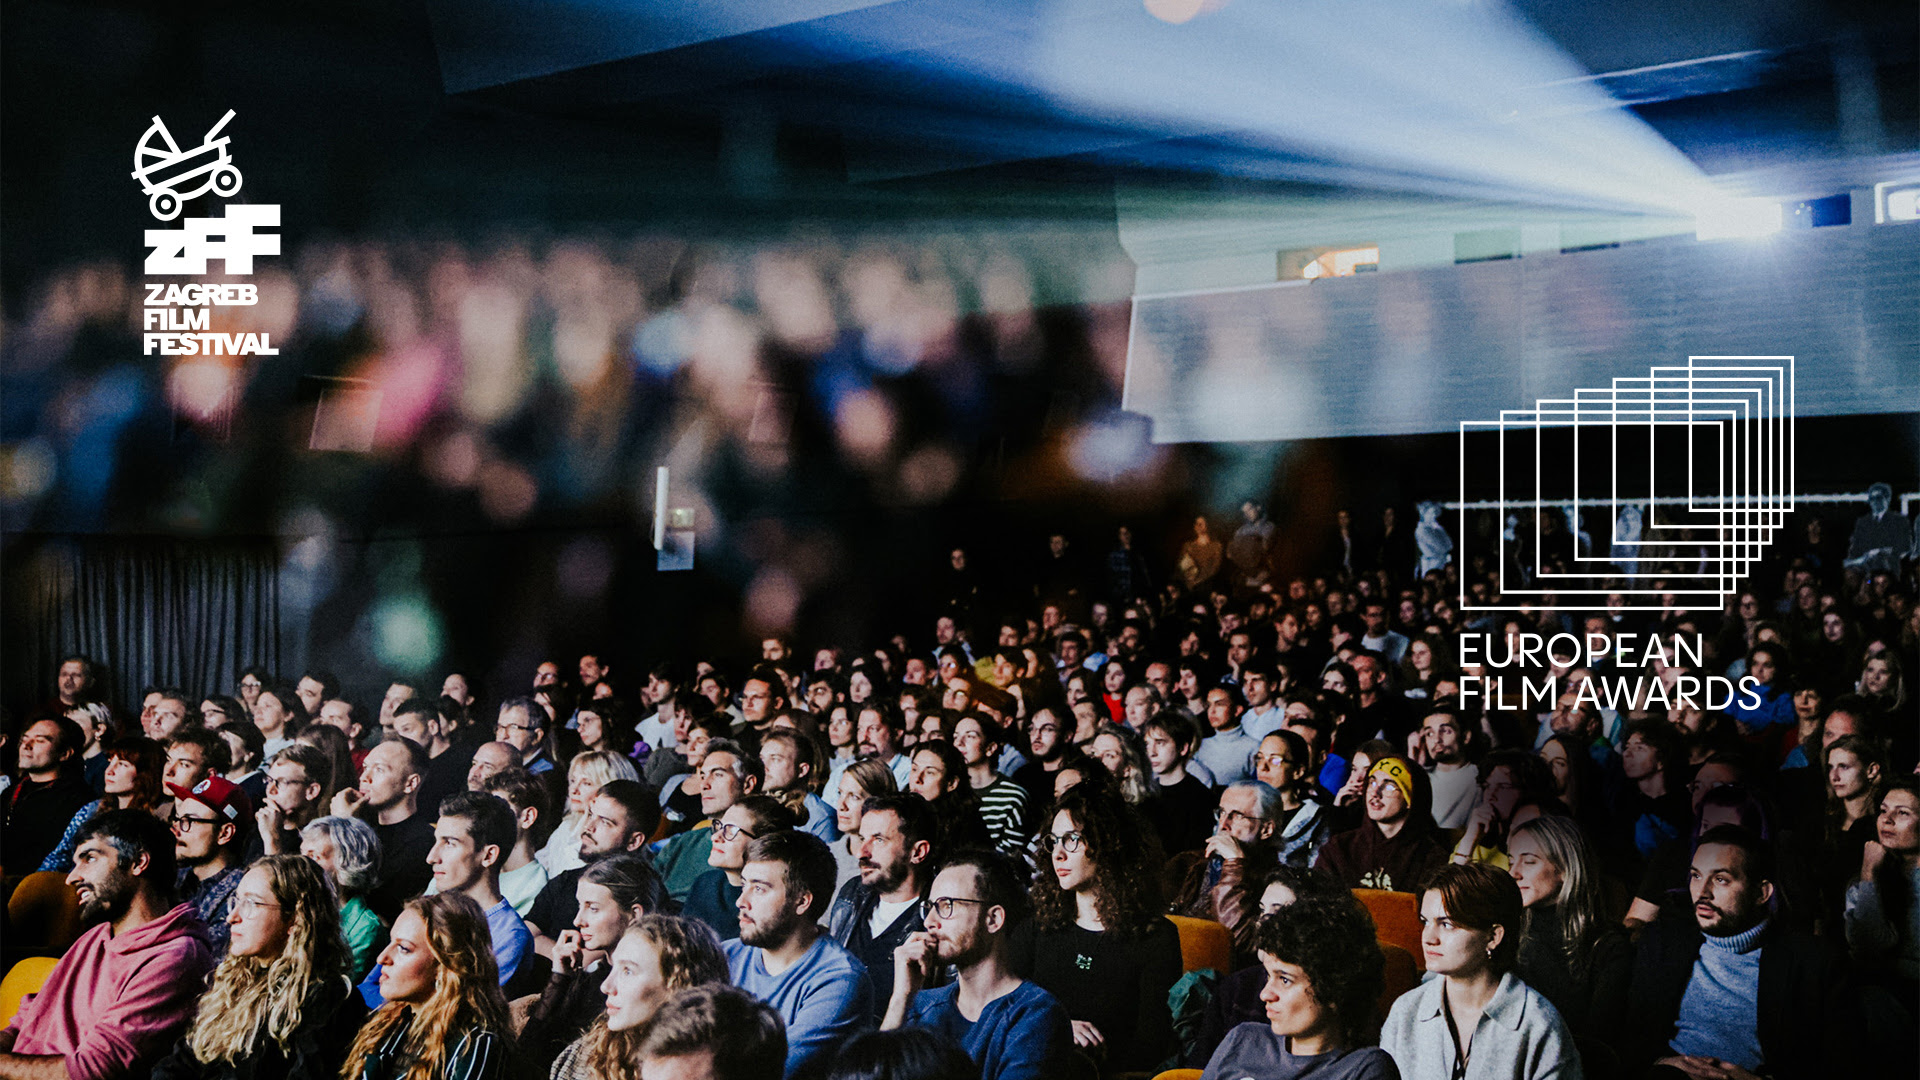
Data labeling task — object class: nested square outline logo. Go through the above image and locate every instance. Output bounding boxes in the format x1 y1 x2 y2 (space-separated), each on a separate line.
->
1456 354 1796 613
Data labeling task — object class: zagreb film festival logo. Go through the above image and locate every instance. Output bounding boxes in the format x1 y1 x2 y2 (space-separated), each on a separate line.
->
1458 356 1796 612
135 109 278 275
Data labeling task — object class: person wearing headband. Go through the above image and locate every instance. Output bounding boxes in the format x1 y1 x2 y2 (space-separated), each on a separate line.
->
1312 755 1446 893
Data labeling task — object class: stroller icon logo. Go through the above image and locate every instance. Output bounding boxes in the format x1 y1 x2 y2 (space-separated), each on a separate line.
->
132 108 243 220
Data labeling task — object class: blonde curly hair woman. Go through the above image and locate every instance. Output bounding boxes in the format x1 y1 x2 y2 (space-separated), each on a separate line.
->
152 854 365 1080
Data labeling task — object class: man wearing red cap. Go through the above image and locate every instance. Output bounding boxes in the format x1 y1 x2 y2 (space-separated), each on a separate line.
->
168 774 253 960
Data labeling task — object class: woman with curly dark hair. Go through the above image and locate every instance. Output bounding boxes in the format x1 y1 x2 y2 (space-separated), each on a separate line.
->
1009 783 1181 1075
1199 892 1394 1080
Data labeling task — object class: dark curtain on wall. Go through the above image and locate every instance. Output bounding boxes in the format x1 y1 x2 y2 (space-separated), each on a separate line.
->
2 534 281 719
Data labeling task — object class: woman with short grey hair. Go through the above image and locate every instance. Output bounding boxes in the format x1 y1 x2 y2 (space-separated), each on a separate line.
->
299 814 385 978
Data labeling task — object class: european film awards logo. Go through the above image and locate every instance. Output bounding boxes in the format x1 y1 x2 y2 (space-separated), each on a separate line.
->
1452 356 1795 713
134 108 279 358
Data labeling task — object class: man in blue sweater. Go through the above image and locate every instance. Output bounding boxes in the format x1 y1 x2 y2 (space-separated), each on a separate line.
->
1625 825 1850 1080
881 849 1073 1080
725 830 873 1080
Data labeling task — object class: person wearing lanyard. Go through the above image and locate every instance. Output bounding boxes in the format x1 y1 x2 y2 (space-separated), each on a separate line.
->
1380 863 1582 1080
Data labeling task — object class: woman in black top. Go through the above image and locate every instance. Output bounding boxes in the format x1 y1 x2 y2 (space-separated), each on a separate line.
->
342 892 513 1080
1010 783 1182 1075
1508 816 1631 1061
518 853 665 1074
154 854 367 1080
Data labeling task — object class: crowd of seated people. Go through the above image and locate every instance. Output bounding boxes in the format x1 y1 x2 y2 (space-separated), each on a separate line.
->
0 506 1915 1080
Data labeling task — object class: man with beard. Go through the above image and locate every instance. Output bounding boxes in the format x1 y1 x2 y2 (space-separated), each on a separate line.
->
168 775 253 960
881 850 1073 1080
525 779 659 955
855 702 913 789
727 830 874 1080
828 794 938 1020
0 810 215 1080
1625 826 1850 1079
1011 708 1070 811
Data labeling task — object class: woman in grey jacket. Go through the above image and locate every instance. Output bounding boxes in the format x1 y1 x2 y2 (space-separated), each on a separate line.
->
1381 864 1582 1080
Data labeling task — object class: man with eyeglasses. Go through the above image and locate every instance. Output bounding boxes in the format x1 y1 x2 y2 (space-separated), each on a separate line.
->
1312 755 1445 892
256 743 331 855
168 775 253 959
1170 780 1284 939
828 793 939 1022
495 696 555 774
881 850 1073 1080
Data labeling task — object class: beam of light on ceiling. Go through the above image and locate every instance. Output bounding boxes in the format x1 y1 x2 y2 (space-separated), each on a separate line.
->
1016 0 1735 219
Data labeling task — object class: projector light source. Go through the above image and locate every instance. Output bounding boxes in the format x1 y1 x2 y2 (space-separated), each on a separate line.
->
1875 179 1920 224
1694 198 1782 241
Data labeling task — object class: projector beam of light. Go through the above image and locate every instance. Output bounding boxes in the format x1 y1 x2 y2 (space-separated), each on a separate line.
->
1021 0 1722 218
1694 198 1784 241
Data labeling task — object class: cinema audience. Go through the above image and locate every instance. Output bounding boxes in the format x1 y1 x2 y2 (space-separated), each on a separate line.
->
7 506 1918 1080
